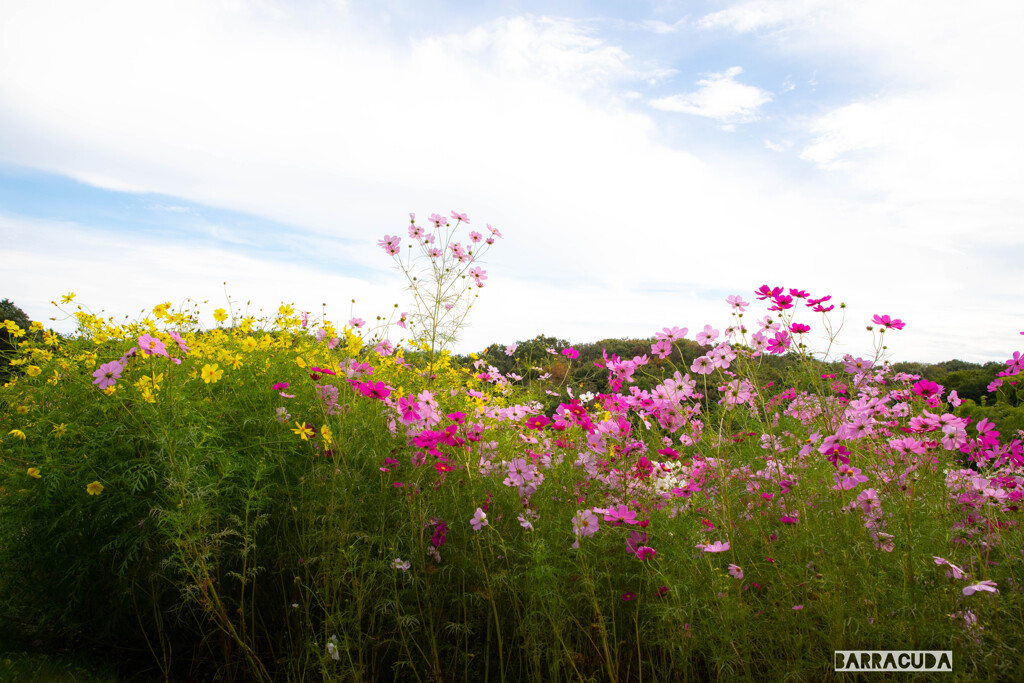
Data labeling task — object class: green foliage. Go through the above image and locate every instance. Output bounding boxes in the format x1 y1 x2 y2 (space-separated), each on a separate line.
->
3 298 1024 682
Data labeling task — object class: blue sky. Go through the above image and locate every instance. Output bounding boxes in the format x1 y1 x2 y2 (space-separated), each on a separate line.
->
1 0 1022 363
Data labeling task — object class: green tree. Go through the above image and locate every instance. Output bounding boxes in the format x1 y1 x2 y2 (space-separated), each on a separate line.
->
0 298 32 378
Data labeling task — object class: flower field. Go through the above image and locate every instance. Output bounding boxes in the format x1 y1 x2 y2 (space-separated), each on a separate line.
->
2 213 1024 682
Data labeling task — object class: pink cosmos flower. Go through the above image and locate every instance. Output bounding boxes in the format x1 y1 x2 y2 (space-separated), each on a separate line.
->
790 323 810 334
621 592 635 601
833 464 869 491
696 540 730 553
451 210 469 223
504 343 517 356
691 356 715 375
378 235 401 256
572 509 599 537
349 317 365 329
168 331 189 353
651 339 672 359
468 267 487 287
726 295 749 311
92 360 124 390
728 564 743 580
656 326 688 341
470 507 488 531
872 314 905 330
469 230 483 243
766 331 790 355
933 556 968 580
488 223 502 238
137 334 168 358
963 580 998 596
696 325 719 346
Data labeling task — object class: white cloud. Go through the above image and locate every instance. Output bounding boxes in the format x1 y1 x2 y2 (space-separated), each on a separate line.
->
0 1 1022 363
648 66 772 124
697 0 821 33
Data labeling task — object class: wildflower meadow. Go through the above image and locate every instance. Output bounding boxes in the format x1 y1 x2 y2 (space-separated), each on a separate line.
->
2 211 1024 682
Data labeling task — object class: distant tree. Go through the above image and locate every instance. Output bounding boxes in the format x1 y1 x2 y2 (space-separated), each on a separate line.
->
0 298 33 377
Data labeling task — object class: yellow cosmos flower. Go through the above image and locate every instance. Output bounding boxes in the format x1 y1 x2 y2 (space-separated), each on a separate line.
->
230 354 243 370
295 356 307 369
201 363 224 384
8 429 26 440
25 365 41 377
52 423 67 437
86 481 104 496
292 422 314 440
279 304 295 317
60 292 76 303
241 337 258 352
153 302 171 318
213 308 228 323
16 405 28 415
102 386 117 396
320 425 333 446
27 467 41 479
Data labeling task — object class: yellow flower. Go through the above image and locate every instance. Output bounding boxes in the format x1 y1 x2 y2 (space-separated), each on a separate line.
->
8 429 26 441
60 292 76 303
230 354 243 370
152 302 171 318
278 304 295 317
213 308 228 323
52 423 67 437
320 425 333 446
27 467 41 479
16 405 28 415
239 316 255 332
291 422 314 440
201 363 224 384
26 365 42 377
86 481 104 496
103 386 116 396
295 356 307 369
241 337 258 352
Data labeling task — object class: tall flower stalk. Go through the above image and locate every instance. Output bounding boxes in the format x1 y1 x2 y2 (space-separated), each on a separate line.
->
379 211 502 380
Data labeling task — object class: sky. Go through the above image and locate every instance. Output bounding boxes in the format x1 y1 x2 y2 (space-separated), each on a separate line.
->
1 0 1022 364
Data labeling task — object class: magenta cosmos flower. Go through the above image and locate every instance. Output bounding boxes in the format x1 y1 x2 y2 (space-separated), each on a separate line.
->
603 504 639 525
872 314 905 330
